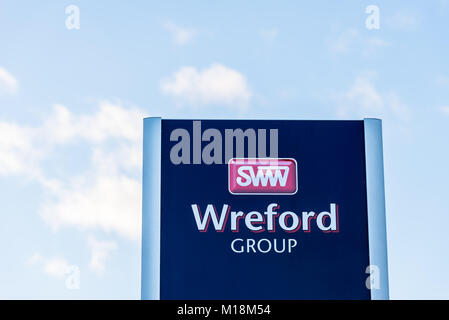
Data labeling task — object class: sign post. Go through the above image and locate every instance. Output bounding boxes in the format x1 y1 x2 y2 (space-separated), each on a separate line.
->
141 118 389 300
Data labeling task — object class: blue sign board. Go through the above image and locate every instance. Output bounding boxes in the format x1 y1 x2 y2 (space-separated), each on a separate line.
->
141 119 389 300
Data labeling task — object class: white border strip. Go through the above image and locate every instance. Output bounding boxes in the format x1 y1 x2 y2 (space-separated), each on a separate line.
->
364 118 389 300
141 117 162 300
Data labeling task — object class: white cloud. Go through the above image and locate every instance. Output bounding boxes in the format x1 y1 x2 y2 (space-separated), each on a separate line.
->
0 67 18 95
41 174 141 240
27 253 71 278
0 102 143 176
0 122 37 176
335 75 410 122
41 101 143 144
44 258 71 278
91 143 141 174
0 101 145 241
161 63 252 108
87 236 117 275
163 21 196 45
259 28 279 41
38 102 144 240
341 76 383 113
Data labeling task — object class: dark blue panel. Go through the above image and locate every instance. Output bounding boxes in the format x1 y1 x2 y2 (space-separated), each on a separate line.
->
159 120 370 299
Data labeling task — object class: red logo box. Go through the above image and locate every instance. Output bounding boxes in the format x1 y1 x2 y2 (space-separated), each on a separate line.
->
228 158 298 195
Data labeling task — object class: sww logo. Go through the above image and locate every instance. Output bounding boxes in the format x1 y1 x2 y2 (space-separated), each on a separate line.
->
236 165 290 187
228 158 297 195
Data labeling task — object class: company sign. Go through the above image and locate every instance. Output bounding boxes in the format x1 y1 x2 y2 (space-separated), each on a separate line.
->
141 119 389 300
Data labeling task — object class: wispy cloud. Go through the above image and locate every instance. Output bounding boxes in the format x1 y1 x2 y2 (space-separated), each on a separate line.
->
27 253 72 278
328 28 389 56
87 236 117 275
41 174 141 240
41 102 143 144
333 75 411 123
0 101 145 241
163 21 196 45
386 12 418 30
329 29 359 54
0 122 37 176
161 63 252 109
0 67 19 95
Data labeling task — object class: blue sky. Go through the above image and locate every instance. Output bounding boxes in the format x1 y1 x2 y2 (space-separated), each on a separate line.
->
0 1 448 299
